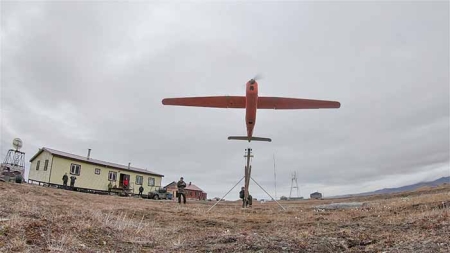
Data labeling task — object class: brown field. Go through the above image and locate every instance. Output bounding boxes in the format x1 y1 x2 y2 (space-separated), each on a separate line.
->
0 182 449 252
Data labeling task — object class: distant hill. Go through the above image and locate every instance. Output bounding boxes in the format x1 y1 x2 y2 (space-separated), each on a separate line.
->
331 176 450 198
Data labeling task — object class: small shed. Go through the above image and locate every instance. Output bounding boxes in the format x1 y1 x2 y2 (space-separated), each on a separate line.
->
310 191 323 199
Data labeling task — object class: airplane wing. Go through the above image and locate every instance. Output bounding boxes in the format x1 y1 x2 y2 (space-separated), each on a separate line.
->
257 97 341 109
162 96 246 108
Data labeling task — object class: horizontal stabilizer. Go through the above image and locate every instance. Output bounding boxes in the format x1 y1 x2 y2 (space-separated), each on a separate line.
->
228 136 272 142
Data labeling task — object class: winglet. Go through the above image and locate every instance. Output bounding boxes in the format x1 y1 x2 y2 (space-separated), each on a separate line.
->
228 136 272 142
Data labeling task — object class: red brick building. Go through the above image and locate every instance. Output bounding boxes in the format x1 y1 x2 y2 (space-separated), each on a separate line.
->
165 181 207 200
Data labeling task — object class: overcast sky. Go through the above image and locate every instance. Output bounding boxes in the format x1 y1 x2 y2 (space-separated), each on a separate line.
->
1 1 449 200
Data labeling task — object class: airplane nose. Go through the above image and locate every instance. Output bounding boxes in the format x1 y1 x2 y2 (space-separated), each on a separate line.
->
249 79 255 84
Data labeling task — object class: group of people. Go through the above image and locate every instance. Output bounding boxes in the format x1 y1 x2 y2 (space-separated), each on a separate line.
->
177 176 252 208
62 172 143 196
107 178 136 195
61 173 251 208
62 173 77 189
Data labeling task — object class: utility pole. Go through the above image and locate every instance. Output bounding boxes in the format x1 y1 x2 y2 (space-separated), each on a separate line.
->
208 148 286 212
244 148 253 206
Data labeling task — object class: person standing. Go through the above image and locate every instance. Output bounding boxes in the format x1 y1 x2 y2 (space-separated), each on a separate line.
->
177 177 187 204
70 175 76 189
123 177 129 189
239 186 253 208
62 173 68 188
138 185 144 197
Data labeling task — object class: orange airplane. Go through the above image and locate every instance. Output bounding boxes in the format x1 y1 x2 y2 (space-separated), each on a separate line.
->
162 78 341 142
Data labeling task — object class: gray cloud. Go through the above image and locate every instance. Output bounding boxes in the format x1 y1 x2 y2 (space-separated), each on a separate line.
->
1 1 448 200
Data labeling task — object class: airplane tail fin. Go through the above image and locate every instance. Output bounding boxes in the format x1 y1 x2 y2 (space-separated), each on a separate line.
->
228 136 272 142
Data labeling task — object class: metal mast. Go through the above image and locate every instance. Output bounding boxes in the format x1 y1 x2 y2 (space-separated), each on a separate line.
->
1 138 26 182
289 171 299 199
273 154 277 200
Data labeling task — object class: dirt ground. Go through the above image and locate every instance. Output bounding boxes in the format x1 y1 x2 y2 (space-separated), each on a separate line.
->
0 182 449 252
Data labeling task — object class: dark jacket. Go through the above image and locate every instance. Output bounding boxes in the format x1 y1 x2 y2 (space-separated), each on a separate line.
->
240 190 252 200
62 174 68 182
239 189 245 199
177 180 186 193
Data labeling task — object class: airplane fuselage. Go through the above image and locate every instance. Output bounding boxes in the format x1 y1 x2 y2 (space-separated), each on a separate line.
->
245 80 258 140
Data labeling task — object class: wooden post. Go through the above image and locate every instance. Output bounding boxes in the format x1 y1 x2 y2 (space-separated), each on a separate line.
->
244 148 253 208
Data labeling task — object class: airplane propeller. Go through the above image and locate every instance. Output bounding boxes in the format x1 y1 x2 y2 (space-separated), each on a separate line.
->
253 73 263 81
249 74 263 84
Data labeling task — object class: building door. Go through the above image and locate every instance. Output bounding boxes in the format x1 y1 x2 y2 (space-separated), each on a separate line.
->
119 174 130 188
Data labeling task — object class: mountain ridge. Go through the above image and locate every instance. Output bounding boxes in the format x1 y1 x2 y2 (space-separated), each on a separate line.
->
329 176 449 198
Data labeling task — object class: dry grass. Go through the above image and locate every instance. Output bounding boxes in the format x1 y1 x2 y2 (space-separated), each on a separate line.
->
0 182 449 252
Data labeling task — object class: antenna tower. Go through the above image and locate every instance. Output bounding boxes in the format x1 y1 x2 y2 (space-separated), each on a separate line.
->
289 171 299 199
1 138 26 182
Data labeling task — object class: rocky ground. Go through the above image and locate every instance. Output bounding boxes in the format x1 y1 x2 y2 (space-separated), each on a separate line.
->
0 182 449 252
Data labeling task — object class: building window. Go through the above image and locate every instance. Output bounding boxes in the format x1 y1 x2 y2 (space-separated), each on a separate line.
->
44 160 49 171
108 171 117 181
36 160 40 170
70 163 81 176
136 175 143 185
95 168 101 175
148 177 155 186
